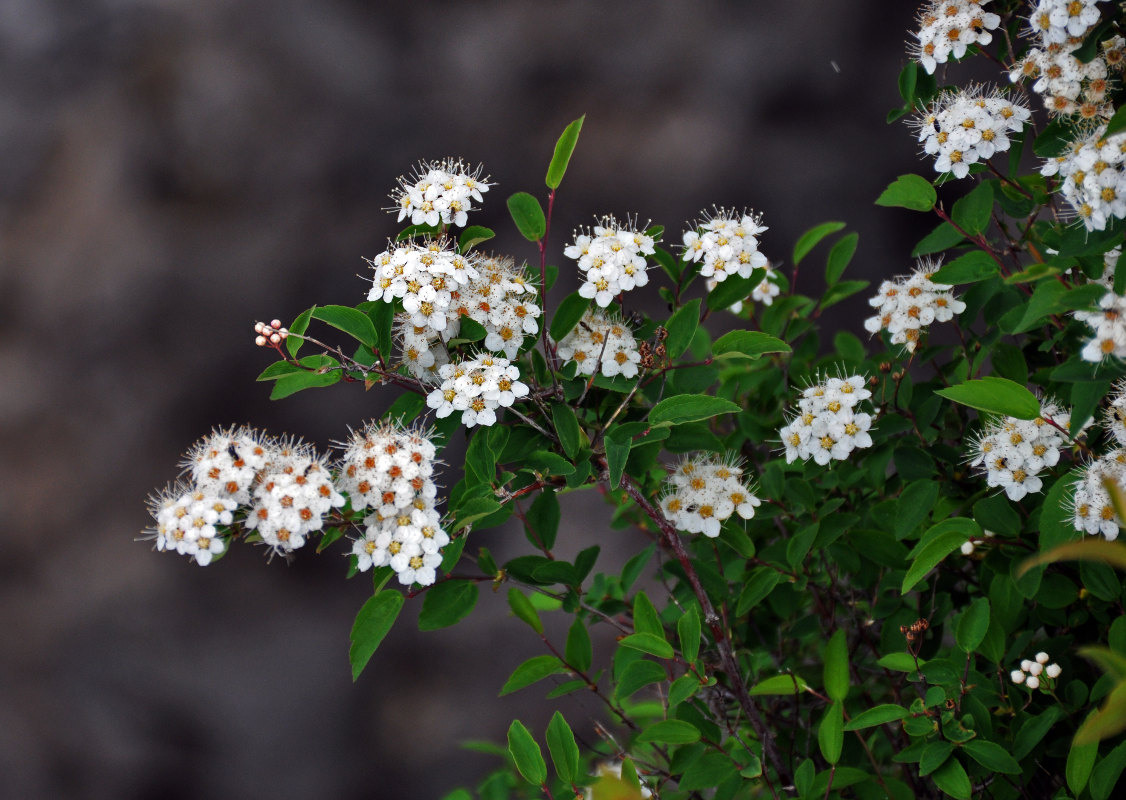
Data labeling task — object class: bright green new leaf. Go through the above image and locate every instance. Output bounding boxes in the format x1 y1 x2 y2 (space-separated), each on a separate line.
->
678 607 702 664
711 330 791 359
618 632 674 659
546 711 580 784
545 115 585 189
706 268 766 310
935 376 1041 420
902 519 979 593
269 368 341 400
348 590 404 681
748 674 810 695
875 174 936 211
928 250 998 285
507 719 547 786
632 592 664 639
793 221 846 265
605 434 630 490
507 588 543 634
507 192 547 242
912 222 965 257
823 629 850 703
287 305 315 358
818 702 844 764
649 394 741 426
458 225 495 252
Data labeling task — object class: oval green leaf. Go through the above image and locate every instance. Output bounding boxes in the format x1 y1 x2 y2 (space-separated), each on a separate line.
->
507 192 547 242
875 174 937 212
546 115 585 189
649 394 741 426
638 719 702 745
507 719 547 786
935 376 1041 420
348 590 404 681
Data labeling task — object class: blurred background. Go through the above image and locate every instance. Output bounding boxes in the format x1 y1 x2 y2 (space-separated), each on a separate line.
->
0 1 937 797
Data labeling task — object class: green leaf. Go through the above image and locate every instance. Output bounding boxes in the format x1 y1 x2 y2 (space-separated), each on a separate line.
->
566 618 593 673
819 279 871 310
1068 716 1100 794
843 704 909 731
902 518 979 593
551 404 582 458
1091 741 1126 800
1034 119 1073 157
875 174 936 211
546 711 580 784
507 588 543 634
951 182 993 236
549 292 590 342
507 720 547 786
935 377 1040 420
736 568 781 615
748 674 810 696
705 269 767 311
920 741 954 776
793 221 846 265
898 60 918 103
1107 105 1126 138
1019 538 1126 575
912 222 965 257
678 607 702 664
649 394 741 426
929 251 998 285
348 590 404 681
605 434 630 490
458 225 494 252
545 115 585 189
257 354 331 381
1014 707 1063 759
823 629 850 703
287 306 315 358
507 192 547 242
364 300 395 356
932 756 971 800
826 232 859 284
619 632 674 659
632 591 664 638
615 659 666 700
962 740 1021 775
312 305 378 348
878 652 923 672
269 368 341 400
418 580 479 631
665 299 701 359
638 719 701 745
1075 680 1126 745
499 655 570 696
525 489 561 551
712 330 791 360
819 702 844 764
956 597 990 653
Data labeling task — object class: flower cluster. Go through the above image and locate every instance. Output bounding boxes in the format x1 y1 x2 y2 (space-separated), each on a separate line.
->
967 400 1070 501
914 86 1030 178
863 258 967 351
659 455 761 537
367 238 480 334
779 374 875 465
1010 651 1062 690
451 255 541 359
243 438 345 556
910 0 1001 75
565 215 656 307
425 353 529 428
147 427 344 564
1027 0 1106 45
1010 38 1119 119
1071 449 1126 540
338 423 449 586
389 159 490 228
682 208 776 307
254 319 290 348
1075 281 1126 360
554 310 642 379
397 315 451 381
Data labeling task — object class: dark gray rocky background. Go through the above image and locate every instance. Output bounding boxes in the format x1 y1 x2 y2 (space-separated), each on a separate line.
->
0 1 943 797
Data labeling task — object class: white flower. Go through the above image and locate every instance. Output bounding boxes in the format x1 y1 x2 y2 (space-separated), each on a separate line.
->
681 207 776 307
554 310 643 380
659 455 761 537
389 159 490 228
913 86 1029 180
779 372 877 465
425 353 527 429
910 1 1001 75
567 215 656 308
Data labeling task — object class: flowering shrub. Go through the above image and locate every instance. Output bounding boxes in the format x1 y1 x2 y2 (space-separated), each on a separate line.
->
144 3 1126 798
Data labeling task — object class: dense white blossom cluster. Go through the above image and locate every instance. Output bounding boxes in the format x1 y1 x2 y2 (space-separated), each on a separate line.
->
1075 282 1126 360
425 353 529 428
1011 651 1062 690
554 311 642 378
682 208 777 308
453 255 542 359
864 258 967 351
338 423 449 586
914 86 1030 178
1071 449 1126 540
389 159 490 228
148 428 344 564
910 0 1001 75
1041 124 1126 230
779 374 875 465
659 455 761 537
565 215 656 307
367 238 480 335
244 439 345 556
1010 42 1116 118
1027 0 1106 45
397 315 450 381
967 400 1070 501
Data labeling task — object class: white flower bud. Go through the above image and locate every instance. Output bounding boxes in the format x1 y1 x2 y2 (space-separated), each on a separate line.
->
1035 651 1050 664
269 333 281 344
960 541 975 555
270 319 282 329
1046 663 1062 679
1026 675 1040 690
1011 670 1026 684
1020 659 1034 672
255 335 267 347
1027 661 1044 677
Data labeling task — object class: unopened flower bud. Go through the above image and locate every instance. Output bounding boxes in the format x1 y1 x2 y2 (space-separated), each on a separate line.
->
1027 661 1043 677
1045 663 1062 679
1011 670 1026 684
1020 659 1034 672
1035 651 1050 664
960 541 975 555
255 335 267 347
270 319 282 329
1025 675 1040 690
270 333 281 344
